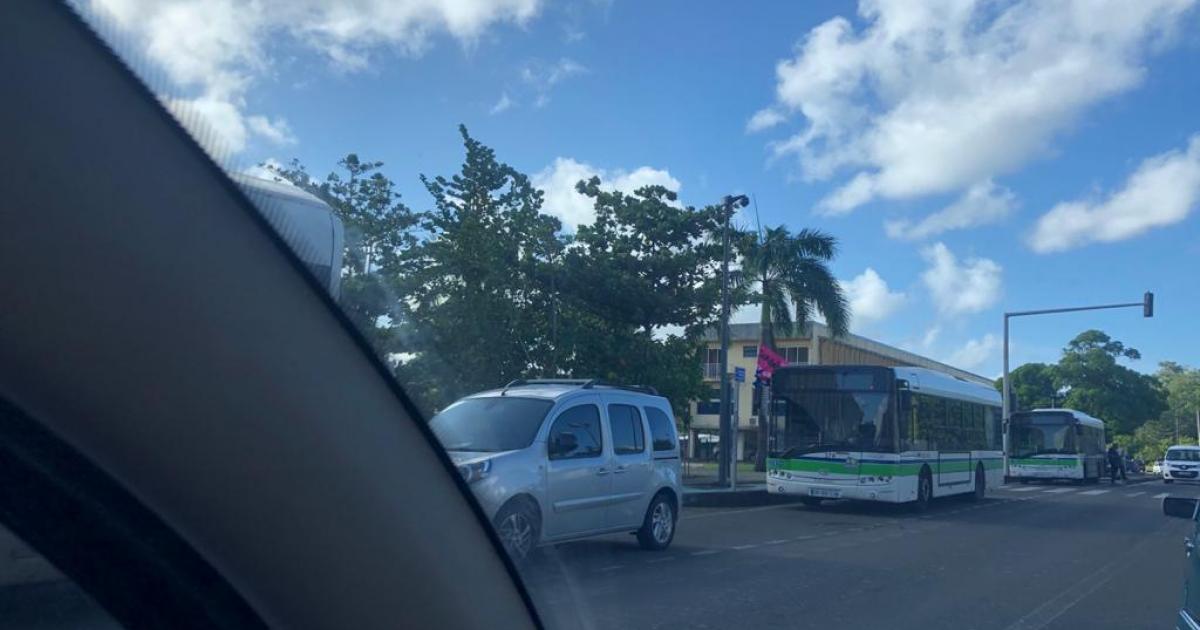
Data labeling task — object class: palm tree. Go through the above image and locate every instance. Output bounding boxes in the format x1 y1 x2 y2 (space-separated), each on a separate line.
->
738 226 850 472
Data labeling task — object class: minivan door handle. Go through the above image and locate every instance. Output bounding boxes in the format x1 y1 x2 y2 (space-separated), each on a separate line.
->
594 467 611 476
1186 538 1195 556
613 465 629 474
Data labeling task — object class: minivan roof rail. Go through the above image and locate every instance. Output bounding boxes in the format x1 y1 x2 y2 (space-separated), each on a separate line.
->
501 378 659 396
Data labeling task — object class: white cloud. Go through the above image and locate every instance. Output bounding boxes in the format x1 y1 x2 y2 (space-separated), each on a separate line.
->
886 181 1016 240
520 57 586 108
246 115 297 145
533 157 681 230
840 268 905 324
920 242 1002 317
753 0 1195 213
83 0 543 154
746 108 785 133
243 158 288 181
945 333 1000 371
1028 135 1200 252
489 93 515 115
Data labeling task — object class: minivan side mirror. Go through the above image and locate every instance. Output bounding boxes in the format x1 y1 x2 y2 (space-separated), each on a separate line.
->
549 432 578 458
1163 496 1198 520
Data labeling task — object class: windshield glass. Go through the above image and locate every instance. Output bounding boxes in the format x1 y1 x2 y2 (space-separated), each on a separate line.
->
1167 449 1200 462
771 368 893 455
430 397 552 452
55 0 1200 628
1011 422 1077 457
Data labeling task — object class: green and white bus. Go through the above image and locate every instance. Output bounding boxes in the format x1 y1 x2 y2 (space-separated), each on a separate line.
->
1006 409 1105 483
766 365 1003 508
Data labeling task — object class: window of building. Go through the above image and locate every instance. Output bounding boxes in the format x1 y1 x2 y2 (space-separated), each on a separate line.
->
742 345 758 358
608 404 645 454
548 405 604 460
782 347 808 364
696 386 721 416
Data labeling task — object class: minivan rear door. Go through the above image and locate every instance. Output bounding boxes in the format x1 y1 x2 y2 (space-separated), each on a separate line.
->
604 401 654 530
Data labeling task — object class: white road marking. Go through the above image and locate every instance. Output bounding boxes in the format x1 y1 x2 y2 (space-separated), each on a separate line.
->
1042 488 1075 494
731 544 759 550
1079 489 1110 496
646 557 674 564
1154 492 1170 499
1001 521 1167 630
690 549 721 557
1125 492 1145 497
1009 486 1041 492
763 539 789 545
599 565 625 571
681 503 799 520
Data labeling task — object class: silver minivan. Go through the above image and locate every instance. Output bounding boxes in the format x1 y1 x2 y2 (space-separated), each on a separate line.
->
430 379 682 562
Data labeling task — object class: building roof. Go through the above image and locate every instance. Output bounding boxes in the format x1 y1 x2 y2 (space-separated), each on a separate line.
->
705 321 992 386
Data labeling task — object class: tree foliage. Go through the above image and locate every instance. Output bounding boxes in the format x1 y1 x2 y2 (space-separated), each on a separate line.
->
737 225 850 471
994 363 1059 411
1055 330 1165 435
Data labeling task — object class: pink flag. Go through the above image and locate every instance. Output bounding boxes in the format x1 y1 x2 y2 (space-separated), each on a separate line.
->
756 345 787 380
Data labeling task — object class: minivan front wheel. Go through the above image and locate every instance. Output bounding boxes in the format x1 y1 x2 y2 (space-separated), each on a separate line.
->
637 493 676 551
493 499 540 564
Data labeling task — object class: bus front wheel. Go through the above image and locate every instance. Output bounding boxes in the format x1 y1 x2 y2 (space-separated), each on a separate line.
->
800 497 823 508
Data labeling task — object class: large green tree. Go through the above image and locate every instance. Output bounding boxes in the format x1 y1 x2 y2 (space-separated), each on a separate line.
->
398 126 563 412
1055 330 1166 435
554 177 727 419
737 225 850 471
994 363 1060 411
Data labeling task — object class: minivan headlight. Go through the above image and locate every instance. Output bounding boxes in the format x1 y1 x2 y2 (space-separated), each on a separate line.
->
458 459 492 484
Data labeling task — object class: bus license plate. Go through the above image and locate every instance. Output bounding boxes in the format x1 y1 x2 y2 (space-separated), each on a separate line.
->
810 488 841 499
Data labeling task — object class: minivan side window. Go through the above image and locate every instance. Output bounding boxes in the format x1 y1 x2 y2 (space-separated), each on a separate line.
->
548 405 604 460
645 407 677 452
608 404 645 455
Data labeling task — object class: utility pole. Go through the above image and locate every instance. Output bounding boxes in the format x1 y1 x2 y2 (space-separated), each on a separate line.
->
717 194 749 488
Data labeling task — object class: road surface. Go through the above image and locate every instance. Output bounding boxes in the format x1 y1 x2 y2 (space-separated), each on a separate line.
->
520 480 1193 629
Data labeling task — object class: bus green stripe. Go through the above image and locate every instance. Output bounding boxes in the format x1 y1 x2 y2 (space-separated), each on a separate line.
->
768 457 1003 477
1009 457 1079 469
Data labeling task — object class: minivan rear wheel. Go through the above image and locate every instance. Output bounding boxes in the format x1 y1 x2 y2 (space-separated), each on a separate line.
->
493 499 540 564
637 493 676 551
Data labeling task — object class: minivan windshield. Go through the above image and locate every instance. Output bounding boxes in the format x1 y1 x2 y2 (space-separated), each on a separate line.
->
430 397 553 453
1166 448 1200 462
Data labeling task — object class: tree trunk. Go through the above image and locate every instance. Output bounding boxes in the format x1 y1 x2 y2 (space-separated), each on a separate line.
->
754 294 775 472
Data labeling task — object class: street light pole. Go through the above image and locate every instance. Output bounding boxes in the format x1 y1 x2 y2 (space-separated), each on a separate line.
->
717 194 748 488
1002 292 1154 457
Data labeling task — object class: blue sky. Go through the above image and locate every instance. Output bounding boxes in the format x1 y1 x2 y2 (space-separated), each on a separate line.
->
85 0 1200 378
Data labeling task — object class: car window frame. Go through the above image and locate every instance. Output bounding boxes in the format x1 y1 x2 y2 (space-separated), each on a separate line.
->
547 403 605 461
607 403 646 456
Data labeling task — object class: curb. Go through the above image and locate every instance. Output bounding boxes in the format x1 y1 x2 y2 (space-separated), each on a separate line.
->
682 489 801 508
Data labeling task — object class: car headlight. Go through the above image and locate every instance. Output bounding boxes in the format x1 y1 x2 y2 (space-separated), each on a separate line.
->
458 459 492 484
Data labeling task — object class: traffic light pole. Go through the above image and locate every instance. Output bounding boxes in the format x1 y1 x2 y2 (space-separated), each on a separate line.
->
1002 293 1154 458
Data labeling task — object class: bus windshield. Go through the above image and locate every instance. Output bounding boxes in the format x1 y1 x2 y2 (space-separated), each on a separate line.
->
771 368 894 455
1011 414 1077 457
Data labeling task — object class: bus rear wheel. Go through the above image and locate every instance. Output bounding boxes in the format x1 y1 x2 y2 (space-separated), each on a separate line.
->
913 468 933 511
970 464 986 501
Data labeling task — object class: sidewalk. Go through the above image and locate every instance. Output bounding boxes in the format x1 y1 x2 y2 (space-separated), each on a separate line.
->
681 462 785 507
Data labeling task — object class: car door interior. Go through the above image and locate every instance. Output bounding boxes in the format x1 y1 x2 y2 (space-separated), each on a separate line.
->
0 1 538 628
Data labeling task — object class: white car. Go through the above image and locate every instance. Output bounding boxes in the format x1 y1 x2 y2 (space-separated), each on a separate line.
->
1162 445 1200 483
